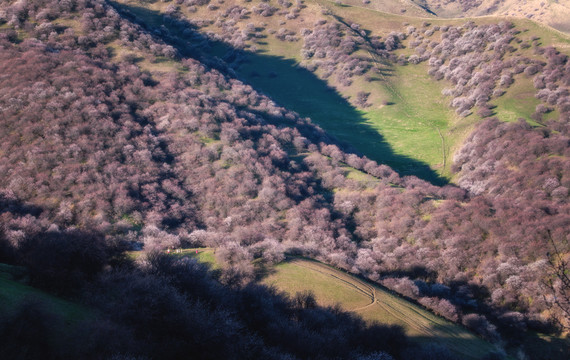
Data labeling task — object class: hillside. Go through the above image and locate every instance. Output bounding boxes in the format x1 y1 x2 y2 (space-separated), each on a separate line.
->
0 0 569 359
297 0 570 34
263 257 500 359
0 263 90 320
110 0 570 183
187 250 569 359
345 0 570 34
408 0 570 33
129 249 503 358
264 257 570 360
2 249 429 359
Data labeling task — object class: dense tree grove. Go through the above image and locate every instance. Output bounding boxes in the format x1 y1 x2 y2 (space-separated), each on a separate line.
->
407 20 570 123
299 17 404 88
408 19 570 332
0 0 569 356
300 20 371 86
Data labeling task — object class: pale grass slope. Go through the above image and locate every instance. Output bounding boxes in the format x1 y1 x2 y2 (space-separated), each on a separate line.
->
409 0 570 33
263 258 500 360
339 0 570 33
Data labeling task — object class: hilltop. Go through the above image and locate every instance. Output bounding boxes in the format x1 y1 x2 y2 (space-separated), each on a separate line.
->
357 0 570 34
417 0 570 33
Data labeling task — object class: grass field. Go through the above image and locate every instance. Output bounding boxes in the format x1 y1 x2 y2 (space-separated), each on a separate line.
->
236 52 450 183
175 248 220 269
111 0 454 184
492 74 559 125
163 250 498 358
0 263 90 322
227 2 457 183
230 41 453 183
127 247 220 269
361 64 455 177
3 251 567 358
261 258 500 359
259 257 569 358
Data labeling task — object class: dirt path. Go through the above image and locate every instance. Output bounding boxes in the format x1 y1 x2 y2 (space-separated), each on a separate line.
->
352 286 377 311
289 258 376 309
289 259 458 337
278 258 497 359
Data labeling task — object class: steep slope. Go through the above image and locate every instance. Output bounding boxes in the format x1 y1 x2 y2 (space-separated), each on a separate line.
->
0 0 569 357
113 0 569 184
1 251 416 360
263 258 500 360
327 0 570 33
109 0 455 183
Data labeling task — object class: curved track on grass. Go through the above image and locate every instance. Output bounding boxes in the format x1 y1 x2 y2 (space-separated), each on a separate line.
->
289 258 377 310
284 258 498 360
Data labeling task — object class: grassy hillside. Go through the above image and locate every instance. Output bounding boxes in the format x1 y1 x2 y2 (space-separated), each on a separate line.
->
0 263 90 321
261 257 569 359
176 250 569 360
114 0 570 184
1 0 568 358
262 257 499 359
326 0 433 18
315 1 570 175
113 0 455 183
168 250 500 358
335 0 570 34
410 0 570 34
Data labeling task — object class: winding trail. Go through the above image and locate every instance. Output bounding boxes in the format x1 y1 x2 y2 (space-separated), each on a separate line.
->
289 259 376 308
280 258 499 360
351 285 377 311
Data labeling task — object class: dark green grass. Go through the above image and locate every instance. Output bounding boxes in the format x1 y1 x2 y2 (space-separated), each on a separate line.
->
235 53 449 184
0 263 90 321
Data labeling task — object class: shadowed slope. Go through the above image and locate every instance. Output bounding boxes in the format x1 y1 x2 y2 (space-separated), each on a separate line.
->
110 1 449 185
262 257 500 360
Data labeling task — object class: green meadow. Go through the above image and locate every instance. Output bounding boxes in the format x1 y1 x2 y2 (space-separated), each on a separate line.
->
262 258 500 360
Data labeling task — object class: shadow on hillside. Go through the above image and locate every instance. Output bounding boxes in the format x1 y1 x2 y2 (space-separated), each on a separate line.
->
260 256 569 360
410 329 498 360
513 331 570 360
412 330 570 360
109 1 449 185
